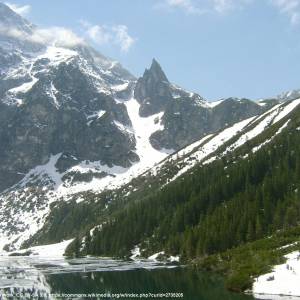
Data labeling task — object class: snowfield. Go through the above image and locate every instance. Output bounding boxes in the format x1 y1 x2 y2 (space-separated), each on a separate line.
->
253 250 300 298
1 240 74 258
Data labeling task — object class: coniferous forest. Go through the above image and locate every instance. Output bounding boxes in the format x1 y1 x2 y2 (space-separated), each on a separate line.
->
81 110 299 256
64 106 300 292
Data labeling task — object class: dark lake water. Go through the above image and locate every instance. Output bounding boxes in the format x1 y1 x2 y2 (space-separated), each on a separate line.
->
0 256 272 299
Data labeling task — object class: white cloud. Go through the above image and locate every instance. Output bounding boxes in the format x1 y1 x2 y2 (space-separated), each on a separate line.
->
157 0 251 15
112 25 135 52
159 0 300 24
165 0 203 14
5 2 31 16
81 21 135 53
1 11 135 50
213 0 234 13
270 0 300 24
155 0 207 15
85 24 112 45
0 27 24 39
212 0 253 14
31 27 84 47
0 26 84 48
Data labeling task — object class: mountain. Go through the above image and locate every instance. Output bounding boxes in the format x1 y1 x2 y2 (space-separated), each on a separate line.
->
0 2 139 192
277 89 300 101
257 89 300 107
0 2 284 252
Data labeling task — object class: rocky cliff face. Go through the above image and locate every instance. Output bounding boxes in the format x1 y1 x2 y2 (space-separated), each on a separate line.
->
134 60 265 150
134 59 173 117
0 3 139 192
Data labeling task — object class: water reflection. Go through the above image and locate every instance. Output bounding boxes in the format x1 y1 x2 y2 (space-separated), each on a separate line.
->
48 268 255 300
0 256 258 299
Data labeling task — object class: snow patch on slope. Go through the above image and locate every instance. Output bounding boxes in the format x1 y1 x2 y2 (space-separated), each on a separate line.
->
5 239 73 258
148 251 165 261
19 153 63 189
130 246 141 260
3 46 78 106
273 99 300 124
5 58 38 105
171 117 254 181
208 99 224 108
149 117 254 182
111 82 129 92
50 98 172 196
252 120 290 153
147 99 300 186
0 154 63 251
253 251 300 297
125 98 172 164
220 105 283 155
204 100 300 164
36 46 78 67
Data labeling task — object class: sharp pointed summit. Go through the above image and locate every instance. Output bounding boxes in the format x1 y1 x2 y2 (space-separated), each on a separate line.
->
147 58 169 83
134 59 173 117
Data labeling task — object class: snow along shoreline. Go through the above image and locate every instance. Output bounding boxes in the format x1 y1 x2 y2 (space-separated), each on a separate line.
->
130 246 180 263
252 250 300 299
0 239 73 258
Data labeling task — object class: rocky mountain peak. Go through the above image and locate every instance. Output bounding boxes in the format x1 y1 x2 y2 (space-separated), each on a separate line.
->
146 58 169 83
134 59 173 117
277 89 300 102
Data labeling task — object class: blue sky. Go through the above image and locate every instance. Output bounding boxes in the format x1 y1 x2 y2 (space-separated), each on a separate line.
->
5 0 300 100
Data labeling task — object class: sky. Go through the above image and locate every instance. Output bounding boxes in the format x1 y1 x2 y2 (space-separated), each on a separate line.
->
4 0 300 100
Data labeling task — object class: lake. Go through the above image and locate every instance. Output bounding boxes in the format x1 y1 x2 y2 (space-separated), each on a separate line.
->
0 256 271 299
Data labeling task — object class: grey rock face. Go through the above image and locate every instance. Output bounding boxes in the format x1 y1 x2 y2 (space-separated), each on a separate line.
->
277 89 300 102
134 60 266 150
134 59 173 117
150 96 210 150
0 61 137 191
0 3 139 192
209 98 264 131
257 89 300 108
